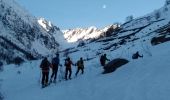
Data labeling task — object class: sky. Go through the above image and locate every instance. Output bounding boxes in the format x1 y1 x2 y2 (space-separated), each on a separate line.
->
16 0 165 29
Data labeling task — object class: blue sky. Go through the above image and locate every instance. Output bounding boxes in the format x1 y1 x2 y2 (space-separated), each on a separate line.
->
17 0 165 29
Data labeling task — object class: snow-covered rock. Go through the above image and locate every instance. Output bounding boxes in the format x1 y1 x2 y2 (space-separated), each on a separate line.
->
37 18 53 32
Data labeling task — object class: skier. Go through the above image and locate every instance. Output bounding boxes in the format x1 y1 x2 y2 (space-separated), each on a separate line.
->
50 53 61 83
75 57 84 76
64 57 74 80
132 51 143 59
40 57 52 88
100 54 110 68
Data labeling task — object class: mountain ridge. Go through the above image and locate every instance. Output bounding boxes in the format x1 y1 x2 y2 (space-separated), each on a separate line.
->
63 24 120 43
0 0 65 64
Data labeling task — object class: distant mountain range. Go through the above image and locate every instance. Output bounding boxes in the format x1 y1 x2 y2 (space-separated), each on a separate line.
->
60 0 170 61
63 24 120 43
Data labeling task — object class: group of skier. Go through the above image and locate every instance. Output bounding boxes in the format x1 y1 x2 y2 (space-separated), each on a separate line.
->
39 53 84 88
40 51 143 88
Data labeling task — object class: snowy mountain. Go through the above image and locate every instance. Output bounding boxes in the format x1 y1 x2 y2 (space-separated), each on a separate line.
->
0 0 67 64
37 18 60 33
63 24 120 43
37 17 72 49
1 0 170 100
61 1 170 61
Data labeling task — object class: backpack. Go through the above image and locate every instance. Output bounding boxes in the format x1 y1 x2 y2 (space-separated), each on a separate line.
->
132 53 138 59
52 57 59 66
77 60 83 68
100 55 104 63
64 60 69 67
40 59 50 70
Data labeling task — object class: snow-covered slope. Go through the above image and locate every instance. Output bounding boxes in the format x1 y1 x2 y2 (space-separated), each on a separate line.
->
1 36 170 100
0 0 67 64
61 1 170 62
63 0 170 48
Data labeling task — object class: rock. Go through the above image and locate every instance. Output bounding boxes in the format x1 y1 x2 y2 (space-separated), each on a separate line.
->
103 58 129 74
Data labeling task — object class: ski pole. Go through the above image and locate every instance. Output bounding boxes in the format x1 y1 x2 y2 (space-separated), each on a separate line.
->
39 71 41 85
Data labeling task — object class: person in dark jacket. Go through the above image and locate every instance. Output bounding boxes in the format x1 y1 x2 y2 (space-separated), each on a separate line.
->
64 57 74 80
100 54 110 68
75 57 84 76
40 57 52 87
0 61 3 72
132 51 143 59
50 53 61 83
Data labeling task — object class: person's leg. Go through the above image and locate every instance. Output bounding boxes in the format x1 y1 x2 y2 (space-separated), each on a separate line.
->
65 68 68 80
101 61 105 67
81 68 84 74
102 61 106 69
75 68 80 76
54 67 58 81
41 72 45 86
50 69 55 81
45 72 49 85
69 68 72 79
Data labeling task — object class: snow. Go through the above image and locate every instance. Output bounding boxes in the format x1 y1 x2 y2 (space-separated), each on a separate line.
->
1 0 36 25
0 0 66 63
37 17 73 50
63 27 104 43
1 0 170 100
38 18 52 32
31 40 51 56
63 24 119 43
53 31 76 49
1 40 170 100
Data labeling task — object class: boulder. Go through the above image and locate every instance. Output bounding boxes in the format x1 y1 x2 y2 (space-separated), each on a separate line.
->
103 58 129 74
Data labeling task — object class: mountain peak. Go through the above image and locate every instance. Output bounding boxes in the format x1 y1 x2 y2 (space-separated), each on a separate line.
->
63 24 120 43
37 17 53 32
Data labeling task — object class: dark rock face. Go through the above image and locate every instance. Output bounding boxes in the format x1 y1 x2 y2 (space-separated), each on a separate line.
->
103 58 129 74
151 36 170 45
151 24 170 46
